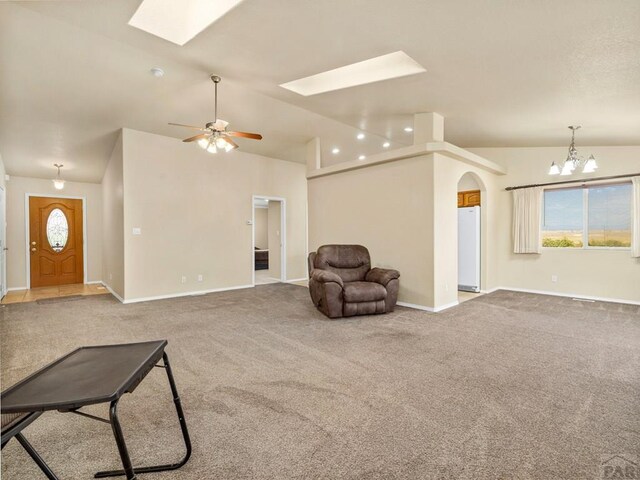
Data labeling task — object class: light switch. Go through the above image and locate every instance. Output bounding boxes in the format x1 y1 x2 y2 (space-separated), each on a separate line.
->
132 227 142 235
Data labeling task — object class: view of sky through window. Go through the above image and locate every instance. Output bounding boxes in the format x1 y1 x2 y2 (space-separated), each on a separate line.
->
542 184 631 248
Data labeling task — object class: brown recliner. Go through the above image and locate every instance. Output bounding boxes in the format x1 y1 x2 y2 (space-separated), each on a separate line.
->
308 245 400 318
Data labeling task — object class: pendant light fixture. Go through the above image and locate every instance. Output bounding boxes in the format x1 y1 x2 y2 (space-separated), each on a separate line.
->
548 126 598 176
52 164 65 190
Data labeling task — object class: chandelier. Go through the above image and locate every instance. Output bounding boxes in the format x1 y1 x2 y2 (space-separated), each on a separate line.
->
548 126 598 176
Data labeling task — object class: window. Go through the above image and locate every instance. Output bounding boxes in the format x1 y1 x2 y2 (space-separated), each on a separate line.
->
46 208 69 253
542 183 632 249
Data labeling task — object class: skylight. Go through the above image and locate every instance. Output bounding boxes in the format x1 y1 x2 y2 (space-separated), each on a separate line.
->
128 0 244 46
279 51 426 96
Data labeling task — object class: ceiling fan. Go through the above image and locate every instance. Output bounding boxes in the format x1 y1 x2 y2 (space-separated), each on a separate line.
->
169 75 262 153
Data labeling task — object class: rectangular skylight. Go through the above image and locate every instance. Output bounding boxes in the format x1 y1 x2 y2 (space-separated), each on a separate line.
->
279 51 426 96
128 0 244 46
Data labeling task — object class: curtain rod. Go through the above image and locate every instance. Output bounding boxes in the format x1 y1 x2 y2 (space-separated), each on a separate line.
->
505 172 639 191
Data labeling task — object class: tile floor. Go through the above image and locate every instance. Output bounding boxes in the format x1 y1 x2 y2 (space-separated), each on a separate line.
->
458 290 484 303
1 283 109 304
254 270 281 285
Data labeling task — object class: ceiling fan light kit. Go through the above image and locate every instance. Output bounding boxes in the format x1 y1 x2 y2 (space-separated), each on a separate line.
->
169 75 262 155
548 126 598 176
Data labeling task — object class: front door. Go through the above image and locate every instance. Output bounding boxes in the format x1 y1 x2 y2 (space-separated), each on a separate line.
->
29 196 84 288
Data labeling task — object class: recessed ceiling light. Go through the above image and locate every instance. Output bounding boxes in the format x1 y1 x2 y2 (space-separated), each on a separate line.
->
279 51 426 96
358 155 366 160
356 133 365 140
150 67 165 77
129 0 245 46
404 127 413 132
382 142 390 148
332 148 340 154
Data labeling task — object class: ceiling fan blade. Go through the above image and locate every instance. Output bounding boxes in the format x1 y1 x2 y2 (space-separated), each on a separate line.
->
183 133 210 143
169 122 206 131
222 137 239 150
226 131 263 140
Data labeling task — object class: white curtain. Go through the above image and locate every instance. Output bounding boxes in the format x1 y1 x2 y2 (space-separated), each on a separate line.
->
512 187 542 254
632 177 640 258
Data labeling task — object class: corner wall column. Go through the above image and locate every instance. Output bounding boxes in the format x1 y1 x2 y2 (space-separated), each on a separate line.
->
413 112 444 144
306 137 321 173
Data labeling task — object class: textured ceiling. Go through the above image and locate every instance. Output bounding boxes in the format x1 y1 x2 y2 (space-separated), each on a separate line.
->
1 0 639 182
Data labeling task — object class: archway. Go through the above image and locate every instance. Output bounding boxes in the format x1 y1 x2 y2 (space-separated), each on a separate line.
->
457 171 487 303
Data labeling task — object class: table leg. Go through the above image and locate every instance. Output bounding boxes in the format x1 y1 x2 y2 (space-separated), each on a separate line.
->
108 400 137 480
94 352 191 478
15 433 60 480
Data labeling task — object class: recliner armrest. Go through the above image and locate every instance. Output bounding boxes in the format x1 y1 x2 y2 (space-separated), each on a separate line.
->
310 269 344 287
365 268 400 287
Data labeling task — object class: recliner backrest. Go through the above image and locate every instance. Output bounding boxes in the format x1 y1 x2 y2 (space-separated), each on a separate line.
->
314 245 370 283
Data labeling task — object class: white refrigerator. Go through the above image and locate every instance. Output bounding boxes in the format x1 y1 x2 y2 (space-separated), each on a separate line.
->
458 206 481 292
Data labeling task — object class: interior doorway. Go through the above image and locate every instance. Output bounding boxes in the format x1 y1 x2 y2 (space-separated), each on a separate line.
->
0 186 6 299
457 173 483 304
252 196 286 286
27 195 84 288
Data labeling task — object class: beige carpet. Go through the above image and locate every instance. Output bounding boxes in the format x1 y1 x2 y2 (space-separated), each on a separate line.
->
1 286 639 479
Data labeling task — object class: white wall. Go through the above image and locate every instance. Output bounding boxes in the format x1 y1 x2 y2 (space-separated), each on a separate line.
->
470 146 640 303
267 201 282 279
0 154 6 189
309 154 437 307
121 129 307 301
254 207 268 250
0 154 6 296
458 173 481 191
102 131 124 299
5 176 102 288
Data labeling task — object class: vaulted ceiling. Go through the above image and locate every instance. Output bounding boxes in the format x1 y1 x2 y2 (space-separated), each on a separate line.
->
1 0 639 182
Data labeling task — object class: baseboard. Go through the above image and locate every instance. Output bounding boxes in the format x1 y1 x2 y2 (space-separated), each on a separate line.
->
122 284 254 305
491 286 640 306
396 301 434 312
397 299 461 313
286 277 308 283
7 286 27 292
481 287 501 294
101 282 125 303
434 300 460 312
85 280 103 285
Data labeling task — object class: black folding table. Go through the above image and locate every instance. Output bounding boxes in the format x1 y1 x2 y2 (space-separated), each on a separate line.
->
1 340 191 480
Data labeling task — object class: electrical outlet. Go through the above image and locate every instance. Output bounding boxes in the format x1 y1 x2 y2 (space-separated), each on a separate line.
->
181 276 187 284
551 275 558 283
197 274 203 282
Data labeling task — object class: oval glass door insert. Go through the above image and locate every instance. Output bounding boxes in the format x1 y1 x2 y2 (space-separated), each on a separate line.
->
46 208 69 252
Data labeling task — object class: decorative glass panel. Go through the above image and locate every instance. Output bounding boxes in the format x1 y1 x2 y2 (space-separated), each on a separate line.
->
46 208 68 253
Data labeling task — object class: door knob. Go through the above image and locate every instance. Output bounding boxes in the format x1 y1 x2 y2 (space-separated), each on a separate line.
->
31 247 37 252
31 241 36 246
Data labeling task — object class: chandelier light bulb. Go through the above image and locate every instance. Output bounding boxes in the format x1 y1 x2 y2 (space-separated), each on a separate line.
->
548 162 560 175
206 143 217 154
560 162 573 176
583 155 598 173
198 138 210 149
